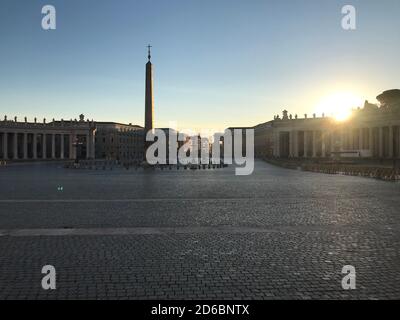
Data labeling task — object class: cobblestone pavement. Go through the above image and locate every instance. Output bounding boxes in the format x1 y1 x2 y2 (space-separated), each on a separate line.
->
0 161 399 299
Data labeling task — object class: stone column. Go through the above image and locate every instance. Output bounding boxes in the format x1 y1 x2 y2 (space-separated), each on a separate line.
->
379 127 383 158
389 126 394 159
398 127 400 159
398 126 400 159
273 131 280 157
321 131 326 158
52 134 56 159
277 132 281 157
73 134 77 159
13 132 18 160
328 131 334 154
293 131 299 158
359 128 364 150
303 131 307 158
349 128 354 150
33 133 37 159
86 133 90 159
2 132 8 160
69 134 75 160
288 131 292 158
312 131 317 157
369 127 373 154
60 134 64 159
69 134 73 159
23 133 28 160
356 128 360 149
91 131 96 159
42 134 47 159
340 129 346 151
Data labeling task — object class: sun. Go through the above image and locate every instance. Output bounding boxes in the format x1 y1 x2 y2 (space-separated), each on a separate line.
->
314 92 363 121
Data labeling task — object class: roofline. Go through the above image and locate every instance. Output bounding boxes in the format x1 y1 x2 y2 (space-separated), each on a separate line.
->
95 121 143 128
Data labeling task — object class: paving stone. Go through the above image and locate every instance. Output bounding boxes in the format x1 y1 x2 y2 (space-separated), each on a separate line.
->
0 161 399 299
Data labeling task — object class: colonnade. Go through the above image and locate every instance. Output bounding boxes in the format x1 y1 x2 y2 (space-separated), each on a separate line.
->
0 131 95 160
275 125 400 159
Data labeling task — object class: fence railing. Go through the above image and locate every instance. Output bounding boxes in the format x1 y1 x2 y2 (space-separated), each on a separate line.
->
263 158 399 181
64 160 227 171
301 164 399 181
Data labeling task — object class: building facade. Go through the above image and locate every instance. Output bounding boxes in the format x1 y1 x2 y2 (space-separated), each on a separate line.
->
254 90 400 160
94 122 144 161
254 122 274 158
0 115 95 161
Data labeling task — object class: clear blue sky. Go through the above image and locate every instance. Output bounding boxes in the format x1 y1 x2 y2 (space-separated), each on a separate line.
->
0 0 399 131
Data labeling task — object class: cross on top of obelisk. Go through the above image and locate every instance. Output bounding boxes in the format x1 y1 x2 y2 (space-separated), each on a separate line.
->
147 44 152 61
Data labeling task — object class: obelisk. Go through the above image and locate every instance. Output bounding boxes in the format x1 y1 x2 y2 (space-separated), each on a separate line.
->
145 44 154 134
